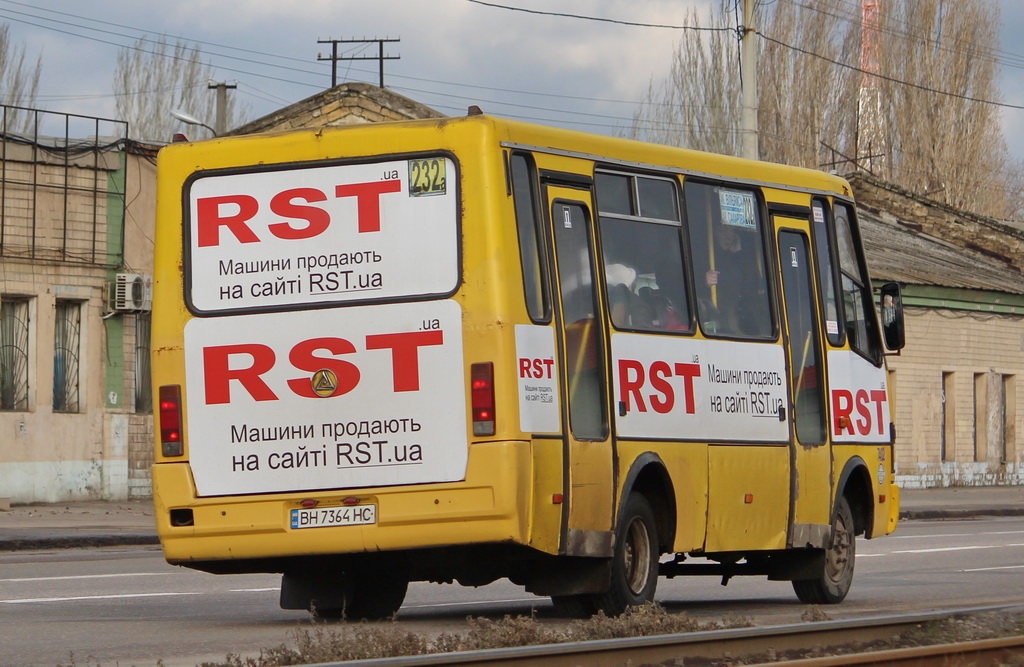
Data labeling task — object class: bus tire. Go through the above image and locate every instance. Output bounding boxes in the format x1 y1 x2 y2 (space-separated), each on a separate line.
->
592 492 659 616
312 574 408 621
792 496 855 604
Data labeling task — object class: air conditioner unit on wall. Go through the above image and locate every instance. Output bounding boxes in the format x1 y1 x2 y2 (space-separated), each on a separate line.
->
110 273 152 312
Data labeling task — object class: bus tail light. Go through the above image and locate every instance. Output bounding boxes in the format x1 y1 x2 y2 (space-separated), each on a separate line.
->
159 384 184 457
471 362 495 436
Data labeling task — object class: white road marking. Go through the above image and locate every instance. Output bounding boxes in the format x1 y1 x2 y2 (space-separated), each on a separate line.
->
3 591 202 604
961 564 1024 572
891 530 1024 540
229 588 278 593
404 598 536 609
892 543 1024 554
0 572 170 583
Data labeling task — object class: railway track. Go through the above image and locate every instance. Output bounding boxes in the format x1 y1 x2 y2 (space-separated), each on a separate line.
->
323 604 1024 667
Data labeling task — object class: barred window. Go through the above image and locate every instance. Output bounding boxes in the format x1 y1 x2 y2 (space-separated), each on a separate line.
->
53 300 81 413
0 297 30 411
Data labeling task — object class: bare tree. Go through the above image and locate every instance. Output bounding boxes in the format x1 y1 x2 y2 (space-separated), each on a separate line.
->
0 24 42 133
629 6 742 156
114 36 243 142
633 0 1022 219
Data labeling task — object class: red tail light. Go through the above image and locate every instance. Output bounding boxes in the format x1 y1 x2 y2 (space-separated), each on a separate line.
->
471 362 495 436
159 384 184 457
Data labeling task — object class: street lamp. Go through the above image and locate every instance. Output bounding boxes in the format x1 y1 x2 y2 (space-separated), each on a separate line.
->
171 110 217 138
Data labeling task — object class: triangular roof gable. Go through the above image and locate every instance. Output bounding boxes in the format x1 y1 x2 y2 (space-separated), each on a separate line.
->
228 82 442 135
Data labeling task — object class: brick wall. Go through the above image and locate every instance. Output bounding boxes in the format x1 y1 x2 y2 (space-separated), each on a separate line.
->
889 307 1024 487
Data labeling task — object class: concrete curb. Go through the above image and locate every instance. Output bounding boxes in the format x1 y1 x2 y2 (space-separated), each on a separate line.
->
900 507 1024 521
0 534 160 551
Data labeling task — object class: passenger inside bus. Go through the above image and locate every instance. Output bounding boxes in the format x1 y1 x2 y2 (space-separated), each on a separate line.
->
683 182 774 339
701 221 771 338
599 218 690 333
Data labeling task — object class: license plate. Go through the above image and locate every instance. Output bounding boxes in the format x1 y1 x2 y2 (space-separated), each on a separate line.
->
290 505 376 529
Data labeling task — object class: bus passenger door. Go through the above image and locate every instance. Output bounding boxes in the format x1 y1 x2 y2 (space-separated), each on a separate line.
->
776 223 832 548
544 184 615 557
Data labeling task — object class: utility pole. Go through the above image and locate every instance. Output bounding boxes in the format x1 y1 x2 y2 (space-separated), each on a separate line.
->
740 0 759 160
208 80 237 136
317 37 400 88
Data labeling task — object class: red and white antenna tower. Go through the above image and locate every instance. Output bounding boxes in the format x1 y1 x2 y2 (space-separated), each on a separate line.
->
857 0 887 175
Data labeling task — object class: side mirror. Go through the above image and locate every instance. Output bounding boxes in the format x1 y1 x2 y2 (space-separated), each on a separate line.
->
879 282 905 351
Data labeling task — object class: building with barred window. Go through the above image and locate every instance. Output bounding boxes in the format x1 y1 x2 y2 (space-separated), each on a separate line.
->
854 173 1024 487
0 106 157 503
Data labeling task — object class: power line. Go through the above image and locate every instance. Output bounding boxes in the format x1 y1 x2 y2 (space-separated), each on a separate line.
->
756 30 1024 111
464 0 733 32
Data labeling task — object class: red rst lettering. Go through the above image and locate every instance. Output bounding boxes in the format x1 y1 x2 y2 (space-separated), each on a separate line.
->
855 389 872 435
832 389 855 435
196 194 260 247
519 357 555 379
335 179 402 233
203 344 277 404
268 188 331 240
286 337 361 398
673 362 701 414
519 358 532 379
648 361 675 414
618 359 647 413
365 330 444 392
870 389 888 435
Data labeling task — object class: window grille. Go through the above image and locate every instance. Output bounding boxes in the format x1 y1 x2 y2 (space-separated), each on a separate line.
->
0 297 29 410
53 300 81 413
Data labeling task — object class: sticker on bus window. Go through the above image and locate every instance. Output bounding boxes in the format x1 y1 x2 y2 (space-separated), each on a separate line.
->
185 157 459 314
409 157 447 196
717 189 757 229
183 299 469 496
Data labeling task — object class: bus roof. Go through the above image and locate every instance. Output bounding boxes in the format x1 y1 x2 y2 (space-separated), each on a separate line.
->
162 112 851 199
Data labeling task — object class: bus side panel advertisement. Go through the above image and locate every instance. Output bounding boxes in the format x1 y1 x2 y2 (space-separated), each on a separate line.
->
827 349 891 443
514 325 561 433
182 299 468 496
611 333 789 442
186 157 458 313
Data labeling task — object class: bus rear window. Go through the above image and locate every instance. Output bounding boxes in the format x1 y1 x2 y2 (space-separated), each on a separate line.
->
184 156 460 314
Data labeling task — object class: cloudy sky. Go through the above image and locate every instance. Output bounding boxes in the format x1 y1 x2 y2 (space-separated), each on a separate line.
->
5 0 1024 163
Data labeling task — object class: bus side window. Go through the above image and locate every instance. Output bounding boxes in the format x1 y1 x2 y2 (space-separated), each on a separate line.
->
811 199 843 346
684 181 773 339
510 153 550 322
834 202 881 363
595 172 691 333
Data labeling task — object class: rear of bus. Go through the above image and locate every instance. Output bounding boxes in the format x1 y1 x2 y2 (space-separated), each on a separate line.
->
151 115 541 618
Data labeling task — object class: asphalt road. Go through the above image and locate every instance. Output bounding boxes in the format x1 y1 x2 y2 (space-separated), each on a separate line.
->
2 516 1024 666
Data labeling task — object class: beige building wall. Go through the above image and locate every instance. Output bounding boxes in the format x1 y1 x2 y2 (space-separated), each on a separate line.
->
1 135 156 503
889 307 1024 487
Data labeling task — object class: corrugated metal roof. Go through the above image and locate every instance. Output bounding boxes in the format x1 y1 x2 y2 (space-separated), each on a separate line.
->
861 208 1024 296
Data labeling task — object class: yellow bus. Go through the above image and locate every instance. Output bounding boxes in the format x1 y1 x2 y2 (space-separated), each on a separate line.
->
152 112 905 619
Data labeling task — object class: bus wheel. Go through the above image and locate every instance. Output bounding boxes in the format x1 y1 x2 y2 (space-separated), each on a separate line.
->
792 496 855 604
593 493 659 616
312 574 409 621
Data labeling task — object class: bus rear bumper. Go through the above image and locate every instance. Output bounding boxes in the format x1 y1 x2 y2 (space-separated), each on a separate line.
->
154 441 534 568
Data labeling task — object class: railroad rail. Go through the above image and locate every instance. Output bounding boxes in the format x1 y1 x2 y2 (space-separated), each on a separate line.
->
322 604 1024 667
